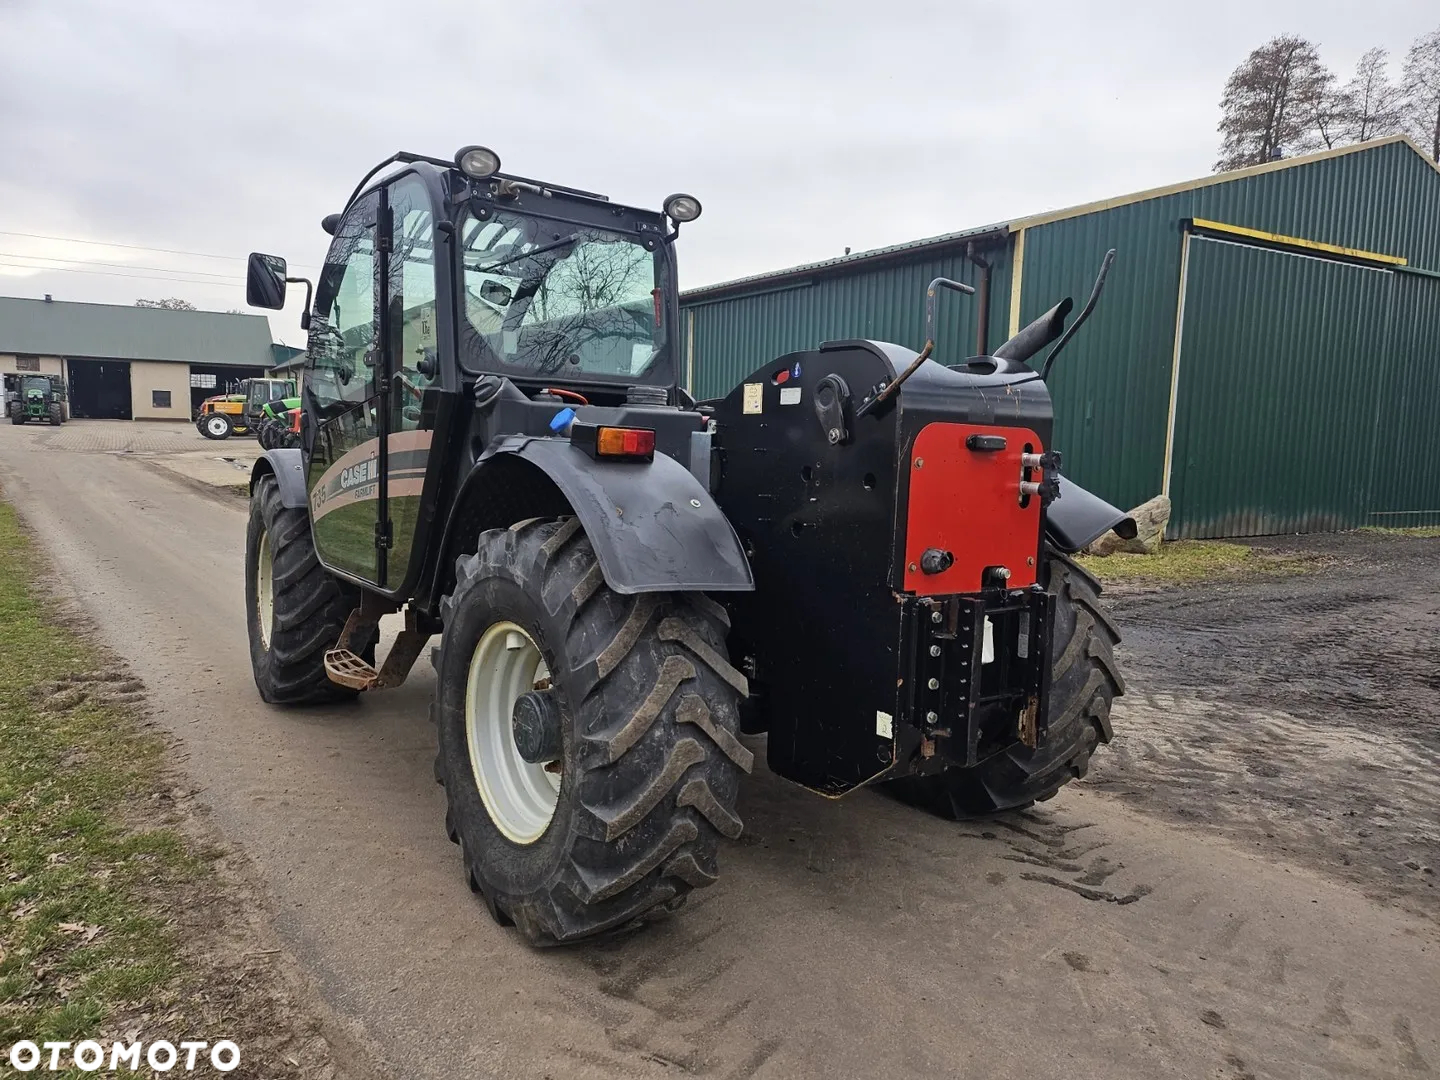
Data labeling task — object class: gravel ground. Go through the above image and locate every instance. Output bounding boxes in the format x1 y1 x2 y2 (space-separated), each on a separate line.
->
1090 531 1440 917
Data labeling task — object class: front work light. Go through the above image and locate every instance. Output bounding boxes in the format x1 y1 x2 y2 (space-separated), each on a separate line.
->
663 193 702 223
456 145 502 179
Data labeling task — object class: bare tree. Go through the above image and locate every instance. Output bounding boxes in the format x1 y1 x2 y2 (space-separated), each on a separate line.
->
135 297 196 310
1216 35 1331 170
1401 26 1440 160
1300 65 1345 150
1342 47 1405 142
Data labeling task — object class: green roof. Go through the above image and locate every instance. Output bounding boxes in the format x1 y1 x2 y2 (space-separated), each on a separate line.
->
0 296 276 368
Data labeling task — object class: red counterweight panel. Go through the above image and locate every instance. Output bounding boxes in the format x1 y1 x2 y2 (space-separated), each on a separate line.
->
903 423 1044 594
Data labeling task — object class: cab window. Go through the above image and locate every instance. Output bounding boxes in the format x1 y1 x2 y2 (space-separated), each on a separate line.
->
308 193 378 414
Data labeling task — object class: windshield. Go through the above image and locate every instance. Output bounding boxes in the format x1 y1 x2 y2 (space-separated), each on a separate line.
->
21 377 49 394
458 210 666 379
248 380 293 406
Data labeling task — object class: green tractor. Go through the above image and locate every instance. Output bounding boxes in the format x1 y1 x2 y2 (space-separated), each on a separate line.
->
255 395 301 450
242 145 1134 944
7 374 68 426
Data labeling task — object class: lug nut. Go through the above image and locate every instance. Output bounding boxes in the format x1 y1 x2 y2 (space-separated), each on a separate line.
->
927 677 940 690
929 645 941 657
931 611 943 624
926 710 938 723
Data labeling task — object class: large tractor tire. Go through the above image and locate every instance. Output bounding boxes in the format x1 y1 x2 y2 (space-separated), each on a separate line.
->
200 412 232 440
9 404 24 426
433 517 752 944
887 550 1122 818
48 403 62 426
245 474 374 705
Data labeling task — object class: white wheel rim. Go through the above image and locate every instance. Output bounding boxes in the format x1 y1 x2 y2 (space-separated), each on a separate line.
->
256 529 274 649
465 621 559 845
207 416 227 436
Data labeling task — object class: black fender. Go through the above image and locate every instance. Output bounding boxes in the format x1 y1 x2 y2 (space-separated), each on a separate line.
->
250 448 308 509
1044 476 1138 553
483 435 754 595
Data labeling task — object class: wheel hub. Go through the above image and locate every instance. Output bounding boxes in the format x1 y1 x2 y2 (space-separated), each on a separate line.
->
511 690 562 764
465 622 560 845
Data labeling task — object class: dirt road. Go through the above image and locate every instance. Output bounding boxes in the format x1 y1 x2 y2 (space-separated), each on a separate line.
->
1102 535 1440 919
1 422 1436 1080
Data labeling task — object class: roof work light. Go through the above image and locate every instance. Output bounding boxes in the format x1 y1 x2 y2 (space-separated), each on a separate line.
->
456 145 502 179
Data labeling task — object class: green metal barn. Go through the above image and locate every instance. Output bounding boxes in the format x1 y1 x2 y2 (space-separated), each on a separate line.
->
680 136 1440 538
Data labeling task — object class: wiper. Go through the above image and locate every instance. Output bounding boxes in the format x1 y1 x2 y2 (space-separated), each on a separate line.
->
470 233 580 274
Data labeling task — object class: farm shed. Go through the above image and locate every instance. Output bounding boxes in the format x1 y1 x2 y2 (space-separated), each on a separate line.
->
681 136 1440 537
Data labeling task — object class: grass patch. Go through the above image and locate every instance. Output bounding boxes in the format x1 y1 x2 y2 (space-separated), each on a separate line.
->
0 497 354 1078
1077 539 1315 585
0 500 214 1054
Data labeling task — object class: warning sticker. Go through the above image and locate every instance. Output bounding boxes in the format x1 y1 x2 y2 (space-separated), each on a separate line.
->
742 382 763 414
875 710 893 738
779 386 802 406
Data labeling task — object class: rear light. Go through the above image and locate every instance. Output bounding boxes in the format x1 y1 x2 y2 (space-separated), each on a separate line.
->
596 426 655 458
568 421 656 461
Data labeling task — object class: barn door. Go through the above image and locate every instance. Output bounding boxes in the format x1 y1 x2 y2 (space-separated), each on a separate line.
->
1165 236 1392 538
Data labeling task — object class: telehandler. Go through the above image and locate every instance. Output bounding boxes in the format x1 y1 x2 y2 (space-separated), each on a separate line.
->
244 145 1135 943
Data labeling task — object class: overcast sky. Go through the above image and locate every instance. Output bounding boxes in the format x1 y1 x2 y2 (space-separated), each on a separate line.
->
0 0 1434 344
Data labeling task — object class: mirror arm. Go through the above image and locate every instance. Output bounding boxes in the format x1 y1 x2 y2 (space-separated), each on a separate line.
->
286 276 313 330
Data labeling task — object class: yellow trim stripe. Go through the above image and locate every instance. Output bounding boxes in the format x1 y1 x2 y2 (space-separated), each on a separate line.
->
1007 228 1025 338
1161 231 1194 498
1190 218 1407 266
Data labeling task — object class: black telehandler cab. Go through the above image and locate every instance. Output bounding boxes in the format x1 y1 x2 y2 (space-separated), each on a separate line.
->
243 145 1135 943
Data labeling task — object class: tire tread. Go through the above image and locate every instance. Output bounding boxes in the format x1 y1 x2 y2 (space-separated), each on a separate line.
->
434 519 746 944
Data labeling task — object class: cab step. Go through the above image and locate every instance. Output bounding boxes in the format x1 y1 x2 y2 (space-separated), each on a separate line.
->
324 649 379 690
324 600 437 692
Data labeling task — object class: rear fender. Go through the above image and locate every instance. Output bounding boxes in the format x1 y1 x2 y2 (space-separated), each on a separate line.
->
482 436 754 595
1044 477 1137 553
250 448 308 509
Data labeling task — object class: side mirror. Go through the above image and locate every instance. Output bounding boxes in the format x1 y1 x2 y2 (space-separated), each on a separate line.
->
480 280 513 306
247 253 288 309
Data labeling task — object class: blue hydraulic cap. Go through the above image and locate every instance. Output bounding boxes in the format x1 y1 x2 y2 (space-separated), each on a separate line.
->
549 407 576 434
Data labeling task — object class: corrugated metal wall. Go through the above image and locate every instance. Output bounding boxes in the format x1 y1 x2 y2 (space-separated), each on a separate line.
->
1167 238 1393 537
1368 270 1440 527
1013 202 1182 512
685 243 1012 400
1015 139 1440 514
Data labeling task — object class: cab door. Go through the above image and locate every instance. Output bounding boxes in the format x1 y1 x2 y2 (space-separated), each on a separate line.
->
380 173 442 586
304 191 385 585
